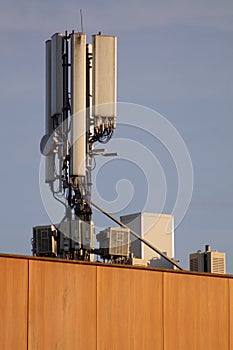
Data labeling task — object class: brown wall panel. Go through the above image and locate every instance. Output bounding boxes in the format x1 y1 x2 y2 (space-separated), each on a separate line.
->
97 266 163 350
1 254 233 350
164 273 229 350
0 257 28 349
28 260 97 350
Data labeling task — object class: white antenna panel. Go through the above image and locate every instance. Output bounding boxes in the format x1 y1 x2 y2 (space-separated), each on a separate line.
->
70 33 86 177
45 40 52 135
45 39 55 183
51 33 63 117
92 35 117 118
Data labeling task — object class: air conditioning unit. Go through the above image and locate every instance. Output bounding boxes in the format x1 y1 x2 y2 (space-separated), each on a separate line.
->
32 225 57 257
97 227 130 258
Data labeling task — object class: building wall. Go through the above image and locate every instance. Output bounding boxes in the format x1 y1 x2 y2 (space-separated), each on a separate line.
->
141 213 174 261
0 257 28 349
0 254 233 350
121 212 174 261
120 212 142 258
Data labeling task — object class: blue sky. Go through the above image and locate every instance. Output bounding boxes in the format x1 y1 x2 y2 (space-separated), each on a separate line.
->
0 0 232 271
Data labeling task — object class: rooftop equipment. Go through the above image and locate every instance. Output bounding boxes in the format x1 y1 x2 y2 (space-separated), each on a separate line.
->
189 245 226 274
32 225 57 257
96 227 130 261
120 212 174 261
35 29 183 270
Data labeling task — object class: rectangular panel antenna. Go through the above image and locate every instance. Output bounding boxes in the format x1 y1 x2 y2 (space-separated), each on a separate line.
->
70 33 86 177
92 35 117 124
45 39 55 183
51 33 63 117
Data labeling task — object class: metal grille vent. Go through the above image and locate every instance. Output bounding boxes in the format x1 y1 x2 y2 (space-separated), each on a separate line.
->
190 257 199 271
212 257 225 274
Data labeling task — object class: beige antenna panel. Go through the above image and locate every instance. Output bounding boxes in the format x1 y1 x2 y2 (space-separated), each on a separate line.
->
70 33 86 177
51 33 63 117
92 35 117 120
44 39 55 183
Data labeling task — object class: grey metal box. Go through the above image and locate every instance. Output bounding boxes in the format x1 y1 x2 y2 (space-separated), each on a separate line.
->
97 227 130 257
32 225 57 256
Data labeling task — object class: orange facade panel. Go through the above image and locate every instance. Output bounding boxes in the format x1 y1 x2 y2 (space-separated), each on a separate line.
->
1 254 233 350
0 256 28 349
28 260 97 350
230 279 233 350
97 266 163 350
164 272 229 350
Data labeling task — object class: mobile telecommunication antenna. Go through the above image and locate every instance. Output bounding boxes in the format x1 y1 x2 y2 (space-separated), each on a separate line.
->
39 31 117 260
36 29 183 270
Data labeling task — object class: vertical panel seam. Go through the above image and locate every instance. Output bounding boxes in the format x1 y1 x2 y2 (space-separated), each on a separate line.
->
96 266 98 350
162 272 165 350
228 279 230 350
26 258 30 350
